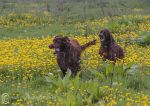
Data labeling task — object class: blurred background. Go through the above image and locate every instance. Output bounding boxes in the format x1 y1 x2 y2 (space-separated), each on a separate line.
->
0 0 150 38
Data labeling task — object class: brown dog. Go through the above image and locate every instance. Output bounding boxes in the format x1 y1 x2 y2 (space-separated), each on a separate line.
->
99 29 124 61
49 35 96 77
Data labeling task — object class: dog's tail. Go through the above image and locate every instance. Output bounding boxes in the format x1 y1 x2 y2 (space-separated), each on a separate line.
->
81 39 96 51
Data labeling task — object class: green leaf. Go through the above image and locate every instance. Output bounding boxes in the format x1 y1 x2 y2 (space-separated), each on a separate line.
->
72 72 80 90
106 63 114 76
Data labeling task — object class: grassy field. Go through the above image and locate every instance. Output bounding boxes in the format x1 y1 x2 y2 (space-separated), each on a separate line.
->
0 0 150 105
0 0 150 38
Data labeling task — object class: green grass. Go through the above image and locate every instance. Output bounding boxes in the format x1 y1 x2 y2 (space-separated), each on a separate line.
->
0 0 150 105
0 0 150 39
0 63 150 105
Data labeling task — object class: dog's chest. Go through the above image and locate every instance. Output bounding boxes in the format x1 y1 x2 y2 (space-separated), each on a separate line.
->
56 53 70 65
101 48 112 58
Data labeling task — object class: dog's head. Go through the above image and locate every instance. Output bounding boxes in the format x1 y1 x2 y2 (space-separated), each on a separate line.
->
49 35 70 54
99 28 115 47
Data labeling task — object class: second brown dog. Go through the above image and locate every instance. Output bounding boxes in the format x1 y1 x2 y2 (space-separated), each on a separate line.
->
99 28 124 61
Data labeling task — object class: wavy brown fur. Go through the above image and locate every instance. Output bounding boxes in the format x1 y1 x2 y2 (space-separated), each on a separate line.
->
99 29 124 61
49 35 96 77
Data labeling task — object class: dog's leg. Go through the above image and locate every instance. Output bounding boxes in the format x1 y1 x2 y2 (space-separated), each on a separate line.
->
62 69 67 78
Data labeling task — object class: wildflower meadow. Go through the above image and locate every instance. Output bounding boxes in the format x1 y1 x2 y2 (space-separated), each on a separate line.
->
0 0 150 106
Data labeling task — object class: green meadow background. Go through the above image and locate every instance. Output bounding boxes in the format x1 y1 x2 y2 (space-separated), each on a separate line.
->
0 0 150 105
0 0 150 38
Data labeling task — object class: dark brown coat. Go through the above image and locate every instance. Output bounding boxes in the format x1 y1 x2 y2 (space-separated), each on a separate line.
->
49 35 96 77
99 29 124 61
